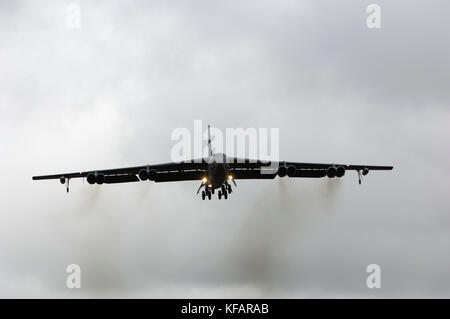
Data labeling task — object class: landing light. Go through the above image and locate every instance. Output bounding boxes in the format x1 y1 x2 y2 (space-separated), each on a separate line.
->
202 177 207 184
208 184 212 188
228 174 233 180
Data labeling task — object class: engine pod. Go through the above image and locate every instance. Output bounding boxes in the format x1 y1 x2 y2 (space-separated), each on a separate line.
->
96 173 105 184
287 165 297 177
148 169 158 181
138 169 149 181
336 166 345 177
326 166 337 178
277 165 287 177
87 173 96 184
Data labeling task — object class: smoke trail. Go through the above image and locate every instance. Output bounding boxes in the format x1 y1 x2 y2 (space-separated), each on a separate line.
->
224 176 346 296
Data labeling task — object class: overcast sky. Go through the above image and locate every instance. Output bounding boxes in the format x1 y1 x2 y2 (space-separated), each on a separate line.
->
0 0 449 298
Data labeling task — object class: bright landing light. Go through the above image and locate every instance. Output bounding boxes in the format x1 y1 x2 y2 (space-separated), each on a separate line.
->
202 177 207 184
228 174 233 180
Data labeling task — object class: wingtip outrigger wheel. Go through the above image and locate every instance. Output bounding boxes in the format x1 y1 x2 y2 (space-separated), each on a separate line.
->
357 170 362 185
66 178 71 193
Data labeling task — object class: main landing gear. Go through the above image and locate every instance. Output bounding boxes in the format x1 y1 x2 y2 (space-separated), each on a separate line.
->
201 184 232 200
218 189 228 200
218 184 232 200
201 190 212 200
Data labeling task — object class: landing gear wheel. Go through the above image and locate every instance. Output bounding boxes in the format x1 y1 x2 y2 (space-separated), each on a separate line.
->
218 190 222 200
221 185 226 194
227 184 232 193
224 191 228 200
201 191 206 200
207 191 212 200
211 188 215 195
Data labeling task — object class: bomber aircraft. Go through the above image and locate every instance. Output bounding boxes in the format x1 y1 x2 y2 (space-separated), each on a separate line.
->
33 125 393 200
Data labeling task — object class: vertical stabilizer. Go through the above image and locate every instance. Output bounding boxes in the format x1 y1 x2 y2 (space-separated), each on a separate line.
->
207 125 213 157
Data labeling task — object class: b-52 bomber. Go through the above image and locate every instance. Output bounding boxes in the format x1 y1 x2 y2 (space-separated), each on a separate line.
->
33 125 393 200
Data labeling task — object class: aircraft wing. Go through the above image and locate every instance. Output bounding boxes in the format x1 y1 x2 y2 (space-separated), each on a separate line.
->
32 159 208 184
33 157 393 191
282 162 394 171
226 158 393 181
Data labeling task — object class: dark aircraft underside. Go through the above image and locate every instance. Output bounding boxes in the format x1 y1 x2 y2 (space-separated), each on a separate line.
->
33 124 393 200
32 152 393 200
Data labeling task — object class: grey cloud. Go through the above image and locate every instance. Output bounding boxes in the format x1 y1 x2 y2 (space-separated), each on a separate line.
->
0 0 449 298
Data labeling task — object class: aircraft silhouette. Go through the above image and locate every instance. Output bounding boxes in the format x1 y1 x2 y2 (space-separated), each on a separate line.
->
33 125 393 200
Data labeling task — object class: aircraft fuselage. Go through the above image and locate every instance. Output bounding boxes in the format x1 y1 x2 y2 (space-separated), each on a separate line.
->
205 153 229 189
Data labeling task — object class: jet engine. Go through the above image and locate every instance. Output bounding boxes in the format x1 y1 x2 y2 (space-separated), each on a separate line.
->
138 169 149 181
277 165 287 177
148 169 158 181
336 166 346 177
287 165 297 177
95 173 105 184
86 172 105 184
326 166 337 178
87 173 96 184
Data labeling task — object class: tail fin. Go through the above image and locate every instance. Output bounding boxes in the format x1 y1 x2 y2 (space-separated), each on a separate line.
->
207 125 213 157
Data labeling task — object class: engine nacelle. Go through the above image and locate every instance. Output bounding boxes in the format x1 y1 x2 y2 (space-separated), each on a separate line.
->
96 173 105 184
277 165 287 177
138 169 149 181
326 166 337 178
148 169 158 181
60 177 66 184
87 173 105 184
87 173 96 184
362 167 369 176
287 165 297 177
336 166 345 177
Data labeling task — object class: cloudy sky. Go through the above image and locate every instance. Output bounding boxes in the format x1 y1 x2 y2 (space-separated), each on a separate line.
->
0 0 449 298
